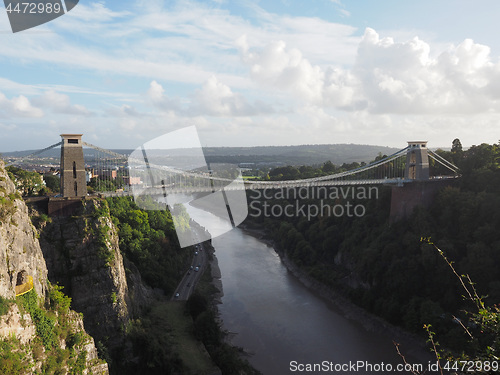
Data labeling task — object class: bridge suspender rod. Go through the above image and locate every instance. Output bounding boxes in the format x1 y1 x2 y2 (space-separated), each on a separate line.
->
97 148 101 191
315 148 409 182
300 146 410 183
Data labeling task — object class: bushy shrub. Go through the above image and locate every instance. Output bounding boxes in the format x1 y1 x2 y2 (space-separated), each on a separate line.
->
48 283 72 314
0 295 11 316
18 289 57 350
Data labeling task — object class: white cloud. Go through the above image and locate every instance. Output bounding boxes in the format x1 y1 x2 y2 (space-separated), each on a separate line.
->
119 118 138 131
239 28 500 115
33 90 92 116
192 75 274 116
328 0 350 17
1 1 500 150
105 104 144 118
147 81 182 112
239 38 358 108
0 76 139 101
148 80 165 103
67 2 131 22
242 40 325 103
148 77 274 117
0 1 359 92
0 93 43 118
353 29 500 114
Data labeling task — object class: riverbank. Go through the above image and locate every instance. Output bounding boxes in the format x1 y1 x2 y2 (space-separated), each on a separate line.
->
206 241 224 305
238 223 431 364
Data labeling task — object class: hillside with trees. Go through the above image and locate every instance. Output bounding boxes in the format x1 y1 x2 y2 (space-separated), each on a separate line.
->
245 140 500 363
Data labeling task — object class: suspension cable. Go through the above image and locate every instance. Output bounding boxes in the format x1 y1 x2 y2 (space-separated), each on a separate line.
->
428 153 460 173
427 149 459 171
6 141 63 166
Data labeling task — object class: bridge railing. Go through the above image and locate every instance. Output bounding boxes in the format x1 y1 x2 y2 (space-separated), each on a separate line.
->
15 275 34 297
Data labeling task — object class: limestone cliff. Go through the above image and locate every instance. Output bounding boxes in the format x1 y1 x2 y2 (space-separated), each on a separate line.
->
0 162 47 299
0 303 109 374
0 159 109 374
38 196 155 347
38 199 130 344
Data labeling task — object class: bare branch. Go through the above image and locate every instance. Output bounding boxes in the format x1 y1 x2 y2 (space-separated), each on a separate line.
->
393 341 425 375
452 315 473 339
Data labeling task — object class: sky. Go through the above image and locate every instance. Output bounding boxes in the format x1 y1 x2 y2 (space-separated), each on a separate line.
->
0 0 500 152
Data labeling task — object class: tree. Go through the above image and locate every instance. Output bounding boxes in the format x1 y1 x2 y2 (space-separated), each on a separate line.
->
451 138 463 154
6 166 45 196
322 160 336 173
186 292 209 320
43 174 60 193
268 166 300 180
451 138 464 166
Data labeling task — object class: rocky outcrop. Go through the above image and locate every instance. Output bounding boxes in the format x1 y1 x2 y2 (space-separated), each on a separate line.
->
65 309 110 375
38 196 155 347
0 162 48 299
39 198 131 345
0 303 36 344
0 302 109 374
122 258 156 317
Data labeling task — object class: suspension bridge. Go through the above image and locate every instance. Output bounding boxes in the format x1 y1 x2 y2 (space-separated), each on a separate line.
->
5 136 459 199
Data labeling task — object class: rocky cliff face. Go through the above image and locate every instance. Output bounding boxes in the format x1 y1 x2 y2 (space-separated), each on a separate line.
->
0 303 109 374
0 162 47 299
38 197 155 347
39 199 130 344
0 160 109 374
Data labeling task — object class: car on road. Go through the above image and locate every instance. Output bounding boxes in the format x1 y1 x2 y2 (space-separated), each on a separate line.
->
175 293 179 298
195 251 198 255
194 267 199 272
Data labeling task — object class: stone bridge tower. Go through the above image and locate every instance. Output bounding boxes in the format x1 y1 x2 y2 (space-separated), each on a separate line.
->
60 134 86 197
405 141 429 180
391 141 441 220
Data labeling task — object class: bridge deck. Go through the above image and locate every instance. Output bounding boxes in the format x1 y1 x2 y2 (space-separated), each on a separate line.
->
101 176 458 197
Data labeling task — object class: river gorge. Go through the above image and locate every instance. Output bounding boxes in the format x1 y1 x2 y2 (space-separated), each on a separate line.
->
184 200 430 374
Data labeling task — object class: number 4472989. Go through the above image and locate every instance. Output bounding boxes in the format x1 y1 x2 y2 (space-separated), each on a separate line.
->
443 360 499 372
5 2 63 14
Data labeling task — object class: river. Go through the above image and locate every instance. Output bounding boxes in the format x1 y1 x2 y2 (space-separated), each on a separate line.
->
181 197 430 375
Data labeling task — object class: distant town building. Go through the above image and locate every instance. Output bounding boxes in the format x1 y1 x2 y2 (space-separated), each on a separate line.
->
86 171 93 183
99 169 117 180
123 176 142 185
